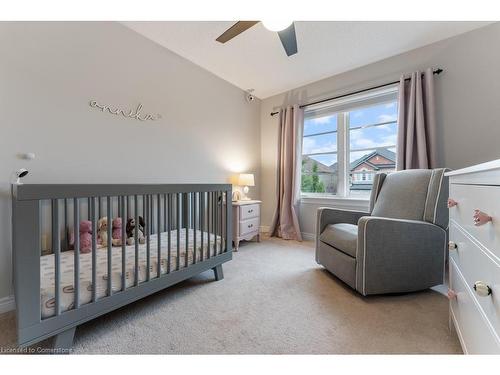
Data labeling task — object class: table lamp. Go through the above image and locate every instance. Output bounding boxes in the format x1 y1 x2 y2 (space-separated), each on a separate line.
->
238 173 254 201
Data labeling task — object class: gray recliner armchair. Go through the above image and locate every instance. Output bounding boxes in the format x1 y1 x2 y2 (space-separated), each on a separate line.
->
316 168 449 296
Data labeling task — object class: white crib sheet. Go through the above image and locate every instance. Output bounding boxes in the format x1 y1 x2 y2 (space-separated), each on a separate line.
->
40 229 224 319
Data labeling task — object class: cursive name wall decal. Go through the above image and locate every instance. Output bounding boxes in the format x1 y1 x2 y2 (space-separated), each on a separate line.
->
89 100 162 121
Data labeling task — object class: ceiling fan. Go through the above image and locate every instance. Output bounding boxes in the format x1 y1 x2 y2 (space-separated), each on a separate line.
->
215 21 298 57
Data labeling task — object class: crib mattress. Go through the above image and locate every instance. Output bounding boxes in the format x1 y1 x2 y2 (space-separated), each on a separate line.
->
40 229 223 318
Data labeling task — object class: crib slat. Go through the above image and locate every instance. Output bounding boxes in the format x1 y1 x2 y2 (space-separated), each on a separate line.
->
221 192 225 253
134 195 139 286
217 192 221 255
151 195 154 235
167 194 171 273
200 192 204 261
126 196 130 223
207 192 211 259
224 191 227 252
185 193 189 268
193 192 197 264
214 191 218 256
142 194 146 228
52 199 61 316
121 196 126 291
176 193 181 270
146 195 150 281
88 197 91 220
107 197 112 296
99 196 103 218
64 199 68 251
213 191 216 256
157 194 161 278
73 198 80 309
225 191 231 253
163 193 167 232
91 197 97 302
219 192 223 255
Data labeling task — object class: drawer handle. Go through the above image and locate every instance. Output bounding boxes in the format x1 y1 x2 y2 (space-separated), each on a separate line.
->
448 241 457 251
248 209 253 213
447 198 458 208
473 209 492 226
473 281 492 297
447 289 457 300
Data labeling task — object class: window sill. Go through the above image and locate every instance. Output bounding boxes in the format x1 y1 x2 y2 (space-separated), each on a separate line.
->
300 195 370 211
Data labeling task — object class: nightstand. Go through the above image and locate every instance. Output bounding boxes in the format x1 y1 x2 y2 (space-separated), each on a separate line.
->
232 200 261 251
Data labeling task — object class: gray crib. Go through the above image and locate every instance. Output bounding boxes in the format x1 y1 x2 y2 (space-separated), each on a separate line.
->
12 184 232 350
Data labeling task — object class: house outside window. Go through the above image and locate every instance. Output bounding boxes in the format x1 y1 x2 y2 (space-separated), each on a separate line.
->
301 85 398 199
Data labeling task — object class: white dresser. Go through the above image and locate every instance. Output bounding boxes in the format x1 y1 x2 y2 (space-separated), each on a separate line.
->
232 200 261 251
446 160 500 354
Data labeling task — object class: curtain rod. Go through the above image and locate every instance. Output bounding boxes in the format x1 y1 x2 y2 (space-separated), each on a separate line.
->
269 68 443 116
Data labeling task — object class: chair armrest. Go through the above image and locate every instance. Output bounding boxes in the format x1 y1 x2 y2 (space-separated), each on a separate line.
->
316 207 369 252
356 216 447 295
317 207 368 234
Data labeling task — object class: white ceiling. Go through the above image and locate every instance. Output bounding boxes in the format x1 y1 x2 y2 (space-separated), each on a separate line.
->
123 21 491 98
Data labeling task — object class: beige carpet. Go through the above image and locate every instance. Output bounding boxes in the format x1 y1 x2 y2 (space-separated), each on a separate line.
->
0 238 461 354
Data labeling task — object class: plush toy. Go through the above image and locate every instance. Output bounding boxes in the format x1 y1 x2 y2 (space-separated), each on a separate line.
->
112 217 123 246
69 220 93 254
97 217 109 248
126 216 146 245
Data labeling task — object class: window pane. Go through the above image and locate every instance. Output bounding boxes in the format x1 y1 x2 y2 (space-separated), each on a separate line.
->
347 100 398 197
303 114 337 136
349 101 397 128
302 133 337 155
301 154 338 194
349 122 397 150
349 147 396 197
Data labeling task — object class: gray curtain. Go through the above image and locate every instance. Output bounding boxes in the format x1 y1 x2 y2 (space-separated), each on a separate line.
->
270 105 303 241
396 68 437 170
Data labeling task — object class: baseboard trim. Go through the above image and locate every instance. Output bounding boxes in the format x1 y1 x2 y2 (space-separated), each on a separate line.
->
0 295 15 314
301 232 315 241
260 225 270 234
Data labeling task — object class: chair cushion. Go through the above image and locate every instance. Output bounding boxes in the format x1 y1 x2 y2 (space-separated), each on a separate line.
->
371 169 432 221
319 223 358 258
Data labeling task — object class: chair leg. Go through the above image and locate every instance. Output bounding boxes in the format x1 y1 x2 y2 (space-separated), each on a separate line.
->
53 326 76 353
212 264 224 281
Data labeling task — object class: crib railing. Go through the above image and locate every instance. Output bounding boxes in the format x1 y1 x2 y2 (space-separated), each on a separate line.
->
12 184 232 347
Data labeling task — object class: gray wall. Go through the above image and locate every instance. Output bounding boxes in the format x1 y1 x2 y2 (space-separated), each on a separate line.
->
260 22 500 235
0 22 261 301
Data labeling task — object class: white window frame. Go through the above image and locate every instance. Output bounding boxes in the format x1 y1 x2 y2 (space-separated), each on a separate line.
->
300 84 398 203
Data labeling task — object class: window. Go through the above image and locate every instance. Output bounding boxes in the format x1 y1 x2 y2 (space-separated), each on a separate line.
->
301 86 398 198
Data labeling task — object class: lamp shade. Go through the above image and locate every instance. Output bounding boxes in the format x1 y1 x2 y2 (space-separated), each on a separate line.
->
238 173 255 187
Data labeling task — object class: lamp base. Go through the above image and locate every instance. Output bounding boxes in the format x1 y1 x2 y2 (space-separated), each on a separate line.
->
240 185 251 201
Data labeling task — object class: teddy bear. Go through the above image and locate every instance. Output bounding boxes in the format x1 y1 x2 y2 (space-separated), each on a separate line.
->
69 220 93 253
111 217 123 246
97 217 109 248
126 216 146 245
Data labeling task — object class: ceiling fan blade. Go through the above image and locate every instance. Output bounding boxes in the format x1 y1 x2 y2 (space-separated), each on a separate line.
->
216 21 259 43
277 23 298 56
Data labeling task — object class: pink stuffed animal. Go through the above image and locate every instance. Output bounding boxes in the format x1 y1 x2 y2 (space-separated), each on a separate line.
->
69 220 93 254
112 217 123 246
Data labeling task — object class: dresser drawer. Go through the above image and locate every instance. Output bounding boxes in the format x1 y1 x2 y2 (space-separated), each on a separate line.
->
240 204 260 221
449 184 500 257
450 222 500 334
239 217 259 236
450 258 500 354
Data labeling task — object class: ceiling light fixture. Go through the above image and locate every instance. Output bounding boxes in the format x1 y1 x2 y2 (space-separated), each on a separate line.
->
262 20 293 32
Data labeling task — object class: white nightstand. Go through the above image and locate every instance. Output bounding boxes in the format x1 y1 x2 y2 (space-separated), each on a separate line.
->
232 200 261 251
